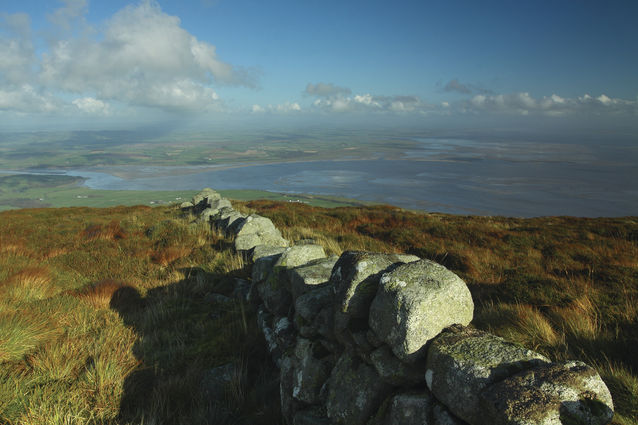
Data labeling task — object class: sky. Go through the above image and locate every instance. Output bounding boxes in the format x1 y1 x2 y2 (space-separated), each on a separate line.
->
1 0 637 132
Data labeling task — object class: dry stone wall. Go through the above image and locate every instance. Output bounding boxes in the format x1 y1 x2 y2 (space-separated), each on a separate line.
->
185 189 615 425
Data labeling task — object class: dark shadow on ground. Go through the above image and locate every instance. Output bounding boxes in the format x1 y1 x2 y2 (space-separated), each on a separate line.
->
110 265 283 425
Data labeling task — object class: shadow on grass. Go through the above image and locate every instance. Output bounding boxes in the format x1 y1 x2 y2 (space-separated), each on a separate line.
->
110 266 283 425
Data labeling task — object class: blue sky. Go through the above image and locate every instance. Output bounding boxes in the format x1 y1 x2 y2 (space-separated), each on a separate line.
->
1 0 637 131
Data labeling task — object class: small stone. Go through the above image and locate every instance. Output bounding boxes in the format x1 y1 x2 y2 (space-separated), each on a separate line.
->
295 285 334 323
369 345 424 386
277 244 327 270
325 352 392 425
293 408 331 425
432 403 466 425
252 252 283 284
204 293 233 305
386 393 436 425
292 338 333 404
192 188 220 207
288 256 338 301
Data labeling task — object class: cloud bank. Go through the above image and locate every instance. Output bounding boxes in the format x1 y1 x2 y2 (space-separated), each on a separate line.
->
463 92 637 116
304 82 429 114
0 0 254 115
303 81 636 119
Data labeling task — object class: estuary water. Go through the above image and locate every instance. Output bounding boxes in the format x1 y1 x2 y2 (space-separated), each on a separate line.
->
6 137 637 217
68 157 637 217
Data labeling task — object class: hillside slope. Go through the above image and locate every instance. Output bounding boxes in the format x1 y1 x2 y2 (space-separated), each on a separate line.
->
0 202 636 424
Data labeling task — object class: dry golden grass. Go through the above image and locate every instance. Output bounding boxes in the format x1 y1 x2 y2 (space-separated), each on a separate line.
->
0 239 32 257
81 220 127 241
281 226 343 255
0 266 56 301
0 309 61 362
475 301 561 350
74 279 128 309
550 296 601 340
214 249 248 275
511 303 562 349
1 201 636 424
151 245 193 266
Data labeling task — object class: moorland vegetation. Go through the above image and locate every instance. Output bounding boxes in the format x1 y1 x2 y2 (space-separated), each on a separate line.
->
0 201 636 424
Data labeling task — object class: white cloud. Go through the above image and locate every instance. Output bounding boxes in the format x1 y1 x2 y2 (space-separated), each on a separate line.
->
353 94 379 107
306 83 636 119
0 1 254 115
47 0 88 33
251 101 301 113
0 13 36 86
462 92 637 116
310 90 426 114
0 85 59 112
72 97 110 115
277 102 301 112
39 0 248 110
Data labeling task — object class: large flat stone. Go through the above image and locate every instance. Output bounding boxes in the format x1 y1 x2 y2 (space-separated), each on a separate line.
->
480 360 614 425
425 325 549 424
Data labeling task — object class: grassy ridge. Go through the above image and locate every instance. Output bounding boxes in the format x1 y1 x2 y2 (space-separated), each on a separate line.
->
0 202 637 424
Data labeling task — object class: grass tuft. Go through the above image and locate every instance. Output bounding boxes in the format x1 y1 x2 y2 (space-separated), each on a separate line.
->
551 295 601 340
0 266 56 301
81 220 127 241
151 245 193 266
0 310 58 362
74 279 128 309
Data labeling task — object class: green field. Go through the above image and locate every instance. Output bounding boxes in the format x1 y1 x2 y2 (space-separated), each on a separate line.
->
0 174 375 211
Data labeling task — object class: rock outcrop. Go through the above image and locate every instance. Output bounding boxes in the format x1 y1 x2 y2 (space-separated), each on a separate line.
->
184 188 615 425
